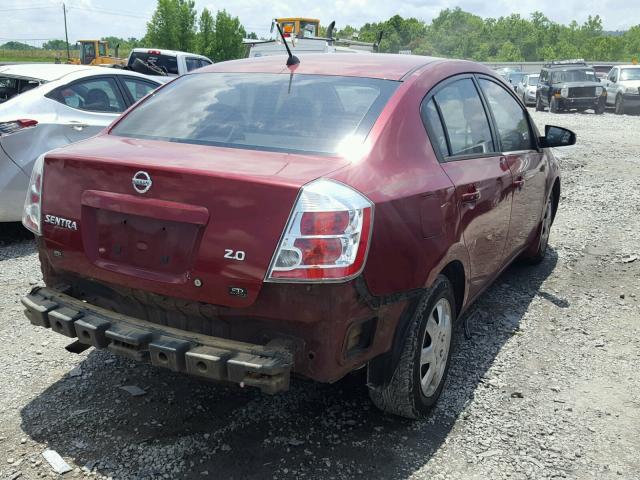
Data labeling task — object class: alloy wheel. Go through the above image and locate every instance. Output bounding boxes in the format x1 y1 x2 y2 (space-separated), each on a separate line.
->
419 297 452 397
539 200 553 253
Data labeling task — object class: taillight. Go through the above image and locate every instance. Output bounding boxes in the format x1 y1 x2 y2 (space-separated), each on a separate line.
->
22 154 45 235
0 118 38 136
148 50 161 55
266 179 373 282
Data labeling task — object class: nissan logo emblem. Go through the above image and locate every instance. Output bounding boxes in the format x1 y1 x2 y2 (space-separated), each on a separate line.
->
132 171 152 194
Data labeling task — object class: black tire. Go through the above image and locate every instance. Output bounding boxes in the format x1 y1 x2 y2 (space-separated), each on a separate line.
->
368 275 456 419
549 96 560 113
595 103 605 115
615 95 625 115
520 194 555 265
535 95 544 112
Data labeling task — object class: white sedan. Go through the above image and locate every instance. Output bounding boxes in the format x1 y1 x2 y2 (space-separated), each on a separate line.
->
0 64 166 223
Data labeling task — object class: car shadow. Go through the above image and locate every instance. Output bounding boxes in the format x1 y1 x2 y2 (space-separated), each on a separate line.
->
0 222 33 245
19 248 560 479
0 222 36 260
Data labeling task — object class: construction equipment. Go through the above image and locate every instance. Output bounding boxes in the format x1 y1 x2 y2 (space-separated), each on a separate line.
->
275 18 321 38
67 40 125 66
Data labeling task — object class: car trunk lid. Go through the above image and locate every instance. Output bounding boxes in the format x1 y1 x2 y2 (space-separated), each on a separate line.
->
41 135 350 307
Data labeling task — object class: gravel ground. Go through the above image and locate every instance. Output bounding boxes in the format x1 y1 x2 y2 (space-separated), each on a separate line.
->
1 109 639 480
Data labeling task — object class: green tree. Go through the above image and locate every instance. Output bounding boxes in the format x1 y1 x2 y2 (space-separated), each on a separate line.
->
212 9 246 61
100 36 143 51
176 0 197 51
144 0 197 51
197 8 215 58
42 40 68 50
622 25 640 60
0 41 36 50
427 8 485 58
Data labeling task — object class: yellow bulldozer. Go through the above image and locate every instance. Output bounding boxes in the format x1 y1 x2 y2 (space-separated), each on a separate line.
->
67 40 125 66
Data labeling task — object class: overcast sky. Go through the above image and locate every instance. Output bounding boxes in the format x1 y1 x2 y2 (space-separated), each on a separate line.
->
1 0 637 47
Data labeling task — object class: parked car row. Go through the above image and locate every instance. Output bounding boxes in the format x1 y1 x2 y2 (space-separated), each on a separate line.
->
497 61 640 116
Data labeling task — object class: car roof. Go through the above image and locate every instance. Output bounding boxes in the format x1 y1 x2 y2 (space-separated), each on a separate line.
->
544 64 592 70
130 48 208 58
0 64 94 82
618 64 640 69
198 53 442 81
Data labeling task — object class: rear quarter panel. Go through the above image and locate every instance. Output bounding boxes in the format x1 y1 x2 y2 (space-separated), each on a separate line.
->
331 61 494 305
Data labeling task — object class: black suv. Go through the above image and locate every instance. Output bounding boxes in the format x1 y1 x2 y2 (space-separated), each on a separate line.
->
536 61 606 114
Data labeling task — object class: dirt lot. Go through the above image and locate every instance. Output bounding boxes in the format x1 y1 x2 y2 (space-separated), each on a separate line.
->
1 110 639 480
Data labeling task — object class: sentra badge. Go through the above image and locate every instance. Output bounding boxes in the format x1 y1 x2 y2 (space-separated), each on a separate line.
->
44 215 78 230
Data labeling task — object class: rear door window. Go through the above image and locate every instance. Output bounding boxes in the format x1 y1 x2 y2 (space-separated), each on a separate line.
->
420 99 448 158
479 79 534 152
122 77 158 102
50 77 126 113
432 78 494 157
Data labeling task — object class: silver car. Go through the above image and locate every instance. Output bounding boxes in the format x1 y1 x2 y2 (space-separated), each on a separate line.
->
0 64 165 222
517 73 539 106
603 65 640 115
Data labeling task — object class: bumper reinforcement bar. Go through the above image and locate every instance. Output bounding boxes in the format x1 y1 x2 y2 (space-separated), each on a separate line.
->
22 287 293 394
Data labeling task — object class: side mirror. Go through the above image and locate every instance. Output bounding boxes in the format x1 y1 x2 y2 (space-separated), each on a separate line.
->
539 125 576 148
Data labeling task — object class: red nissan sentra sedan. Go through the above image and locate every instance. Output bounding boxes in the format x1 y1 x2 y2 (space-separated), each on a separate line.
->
21 54 575 419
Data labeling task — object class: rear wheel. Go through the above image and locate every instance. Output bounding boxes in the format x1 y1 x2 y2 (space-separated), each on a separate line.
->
368 275 455 419
520 195 554 265
615 95 625 115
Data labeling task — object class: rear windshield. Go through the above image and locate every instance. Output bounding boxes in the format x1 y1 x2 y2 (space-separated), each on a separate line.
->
551 69 596 83
128 52 179 75
110 73 399 155
528 75 539 85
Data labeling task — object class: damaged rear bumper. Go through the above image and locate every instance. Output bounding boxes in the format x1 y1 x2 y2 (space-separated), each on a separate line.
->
21 287 293 394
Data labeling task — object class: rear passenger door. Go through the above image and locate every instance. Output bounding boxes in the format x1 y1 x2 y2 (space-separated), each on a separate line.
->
478 77 546 258
45 75 127 143
421 76 513 297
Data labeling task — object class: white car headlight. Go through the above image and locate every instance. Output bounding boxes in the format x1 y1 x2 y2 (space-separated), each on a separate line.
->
560 87 569 98
626 86 639 95
595 86 603 96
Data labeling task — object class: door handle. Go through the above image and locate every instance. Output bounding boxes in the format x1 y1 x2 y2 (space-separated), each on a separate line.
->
513 177 525 189
461 189 481 203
